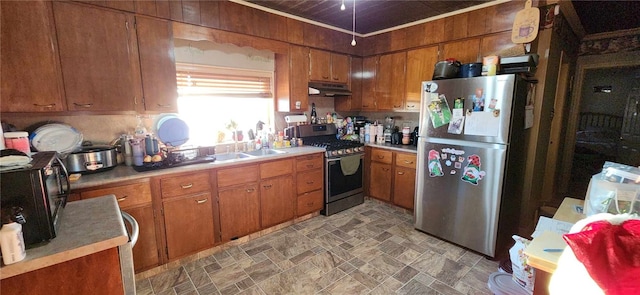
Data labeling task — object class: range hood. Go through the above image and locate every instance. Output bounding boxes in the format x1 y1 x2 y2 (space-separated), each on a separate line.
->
308 82 352 97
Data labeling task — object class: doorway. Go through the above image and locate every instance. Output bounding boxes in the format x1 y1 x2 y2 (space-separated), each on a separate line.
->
557 52 640 200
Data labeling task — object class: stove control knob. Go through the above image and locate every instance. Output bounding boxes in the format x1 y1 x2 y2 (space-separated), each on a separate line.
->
337 150 343 155
332 151 338 156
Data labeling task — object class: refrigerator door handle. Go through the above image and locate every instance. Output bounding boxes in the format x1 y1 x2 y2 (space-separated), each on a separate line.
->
424 137 506 150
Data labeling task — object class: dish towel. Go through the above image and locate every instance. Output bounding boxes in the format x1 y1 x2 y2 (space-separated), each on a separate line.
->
340 155 360 176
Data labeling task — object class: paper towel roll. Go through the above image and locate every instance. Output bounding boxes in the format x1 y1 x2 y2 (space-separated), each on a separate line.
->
285 115 307 123
0 123 5 150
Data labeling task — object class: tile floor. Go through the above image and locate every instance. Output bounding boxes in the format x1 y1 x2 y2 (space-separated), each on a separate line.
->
136 199 499 295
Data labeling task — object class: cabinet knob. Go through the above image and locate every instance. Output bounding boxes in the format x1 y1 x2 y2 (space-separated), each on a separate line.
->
322 75 329 79
263 184 272 189
382 168 389 172
73 102 93 108
404 160 414 164
306 181 314 184
117 196 128 202
377 155 385 159
398 171 405 175
333 77 339 80
407 105 415 108
393 105 402 108
196 199 208 204
246 188 255 193
157 103 172 108
33 103 56 108
306 164 315 168
181 183 193 189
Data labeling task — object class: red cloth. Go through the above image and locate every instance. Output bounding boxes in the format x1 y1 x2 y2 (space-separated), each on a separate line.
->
563 219 640 295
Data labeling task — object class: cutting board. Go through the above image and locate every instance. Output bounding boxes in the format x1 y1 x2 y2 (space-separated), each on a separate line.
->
511 0 540 44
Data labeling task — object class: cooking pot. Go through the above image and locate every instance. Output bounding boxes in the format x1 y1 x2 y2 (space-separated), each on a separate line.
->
64 145 117 174
460 63 483 78
433 59 461 80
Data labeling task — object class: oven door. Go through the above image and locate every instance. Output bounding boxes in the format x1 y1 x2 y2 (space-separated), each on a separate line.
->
326 154 364 203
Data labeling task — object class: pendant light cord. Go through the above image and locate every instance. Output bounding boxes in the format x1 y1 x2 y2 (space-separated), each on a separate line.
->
351 0 356 46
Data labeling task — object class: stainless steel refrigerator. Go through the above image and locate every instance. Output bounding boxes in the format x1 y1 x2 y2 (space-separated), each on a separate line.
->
414 74 530 258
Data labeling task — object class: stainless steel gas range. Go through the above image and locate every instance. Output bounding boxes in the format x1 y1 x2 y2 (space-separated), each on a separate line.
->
297 124 364 215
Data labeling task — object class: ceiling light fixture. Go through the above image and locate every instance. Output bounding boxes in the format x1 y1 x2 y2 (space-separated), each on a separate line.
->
351 0 356 46
340 0 345 11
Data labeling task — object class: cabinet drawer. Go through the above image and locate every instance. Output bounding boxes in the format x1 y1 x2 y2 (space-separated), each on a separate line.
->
260 159 293 179
297 169 324 194
296 153 323 172
371 148 392 164
297 189 323 216
81 182 151 208
217 165 259 187
395 152 417 169
160 172 211 199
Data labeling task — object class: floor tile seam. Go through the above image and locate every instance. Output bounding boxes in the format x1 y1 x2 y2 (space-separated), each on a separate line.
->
182 266 199 294
426 276 468 295
313 268 363 295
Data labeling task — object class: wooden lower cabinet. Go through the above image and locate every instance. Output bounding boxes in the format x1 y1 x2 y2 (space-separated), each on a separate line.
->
218 183 260 241
79 180 159 272
368 148 418 209
123 206 159 271
260 175 295 228
1 248 124 294
162 192 215 259
393 167 416 210
297 189 324 216
369 161 392 201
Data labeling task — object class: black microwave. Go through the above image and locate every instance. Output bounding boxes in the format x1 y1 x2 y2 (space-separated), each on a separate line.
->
1 151 70 247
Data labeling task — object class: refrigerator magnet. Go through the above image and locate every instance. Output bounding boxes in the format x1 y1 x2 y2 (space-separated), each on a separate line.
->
424 82 438 93
493 109 501 117
428 94 452 128
461 154 486 185
428 150 444 177
471 88 485 111
447 108 465 134
454 97 464 109
445 160 452 167
455 162 462 169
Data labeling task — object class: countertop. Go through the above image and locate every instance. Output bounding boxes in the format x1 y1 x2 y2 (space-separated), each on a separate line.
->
524 197 586 273
71 146 326 190
0 195 129 279
365 142 418 153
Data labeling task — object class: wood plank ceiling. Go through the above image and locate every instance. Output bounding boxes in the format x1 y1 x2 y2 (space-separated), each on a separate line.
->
242 0 640 36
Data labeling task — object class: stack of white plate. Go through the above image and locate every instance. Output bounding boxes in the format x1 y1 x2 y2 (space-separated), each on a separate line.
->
29 123 83 155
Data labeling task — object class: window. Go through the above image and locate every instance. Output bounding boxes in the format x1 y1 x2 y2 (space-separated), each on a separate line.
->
176 64 275 147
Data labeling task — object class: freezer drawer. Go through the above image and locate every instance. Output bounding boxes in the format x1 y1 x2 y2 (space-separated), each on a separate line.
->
414 139 506 257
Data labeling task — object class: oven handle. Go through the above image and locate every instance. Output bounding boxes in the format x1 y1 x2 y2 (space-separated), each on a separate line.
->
121 211 139 248
326 153 365 163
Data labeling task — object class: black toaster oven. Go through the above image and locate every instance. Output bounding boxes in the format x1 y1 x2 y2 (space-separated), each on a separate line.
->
0 151 70 247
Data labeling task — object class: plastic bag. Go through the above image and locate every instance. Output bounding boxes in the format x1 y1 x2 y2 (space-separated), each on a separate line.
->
585 169 640 216
509 235 535 294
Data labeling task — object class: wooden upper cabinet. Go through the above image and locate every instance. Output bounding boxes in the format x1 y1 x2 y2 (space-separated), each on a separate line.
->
54 2 142 112
309 49 332 81
441 38 481 64
136 16 178 113
361 56 377 110
309 49 349 84
405 46 438 111
480 31 517 57
335 56 362 112
1 1 66 112
331 53 350 84
376 52 406 110
289 45 310 111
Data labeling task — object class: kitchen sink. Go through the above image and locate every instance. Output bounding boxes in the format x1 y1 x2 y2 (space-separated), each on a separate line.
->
241 149 287 157
215 153 253 162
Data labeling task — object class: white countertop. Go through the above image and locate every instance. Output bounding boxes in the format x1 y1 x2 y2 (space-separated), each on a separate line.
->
365 142 418 153
0 195 129 279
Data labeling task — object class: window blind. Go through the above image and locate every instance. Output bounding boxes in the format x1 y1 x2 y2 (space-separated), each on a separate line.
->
176 63 273 98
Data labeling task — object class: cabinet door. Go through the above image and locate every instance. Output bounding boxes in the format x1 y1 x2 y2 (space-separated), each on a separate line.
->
393 167 416 210
124 206 159 272
289 45 309 111
336 56 362 112
260 175 295 228
369 162 392 201
136 16 178 113
361 56 377 110
54 2 141 111
331 53 350 84
1 1 66 112
163 193 215 259
218 183 260 241
406 46 438 112
309 49 331 81
442 38 481 64
376 52 406 110
297 189 324 216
